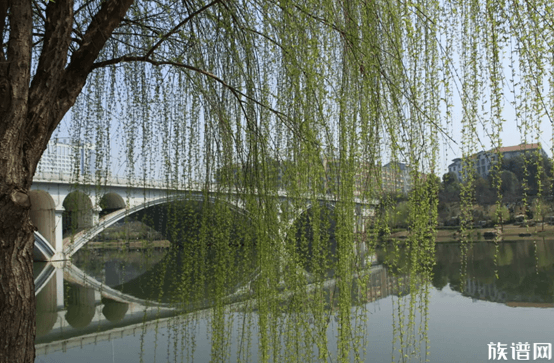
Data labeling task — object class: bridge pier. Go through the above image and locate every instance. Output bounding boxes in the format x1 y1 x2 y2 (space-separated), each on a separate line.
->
52 208 66 261
92 206 101 226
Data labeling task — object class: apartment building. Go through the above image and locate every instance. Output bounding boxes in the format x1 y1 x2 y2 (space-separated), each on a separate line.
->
37 137 96 176
448 143 548 181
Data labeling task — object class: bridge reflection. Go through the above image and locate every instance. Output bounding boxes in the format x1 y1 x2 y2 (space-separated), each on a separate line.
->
34 253 407 357
34 262 178 354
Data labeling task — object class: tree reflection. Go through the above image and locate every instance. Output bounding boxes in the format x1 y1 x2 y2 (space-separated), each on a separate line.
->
432 240 554 304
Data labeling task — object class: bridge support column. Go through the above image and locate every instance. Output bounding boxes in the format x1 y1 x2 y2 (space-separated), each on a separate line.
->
52 208 66 261
92 206 102 226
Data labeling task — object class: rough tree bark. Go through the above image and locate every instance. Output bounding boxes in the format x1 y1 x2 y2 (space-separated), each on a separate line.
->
0 2 36 361
0 1 133 361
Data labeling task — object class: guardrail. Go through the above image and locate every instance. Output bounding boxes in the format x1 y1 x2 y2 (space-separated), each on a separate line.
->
32 170 203 190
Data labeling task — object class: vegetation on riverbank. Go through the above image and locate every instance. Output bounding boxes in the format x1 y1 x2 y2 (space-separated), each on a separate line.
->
385 224 554 243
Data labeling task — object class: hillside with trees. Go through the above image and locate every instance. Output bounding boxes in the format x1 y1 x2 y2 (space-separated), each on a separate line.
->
438 154 553 225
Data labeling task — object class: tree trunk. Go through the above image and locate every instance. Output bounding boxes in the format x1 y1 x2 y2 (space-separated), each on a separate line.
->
0 1 134 361
0 189 36 363
0 1 36 360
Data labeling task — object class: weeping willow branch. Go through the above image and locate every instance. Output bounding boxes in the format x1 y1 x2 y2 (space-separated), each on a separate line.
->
144 0 225 59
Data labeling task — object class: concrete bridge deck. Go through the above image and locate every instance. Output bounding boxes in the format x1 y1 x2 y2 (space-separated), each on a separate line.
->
31 171 377 262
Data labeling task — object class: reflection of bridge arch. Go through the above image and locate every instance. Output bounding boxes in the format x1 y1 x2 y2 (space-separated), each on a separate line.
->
34 258 385 354
34 262 178 342
64 194 248 258
34 231 57 262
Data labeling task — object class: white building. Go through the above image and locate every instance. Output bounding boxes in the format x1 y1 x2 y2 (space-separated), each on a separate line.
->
448 143 548 181
37 138 96 176
381 161 412 194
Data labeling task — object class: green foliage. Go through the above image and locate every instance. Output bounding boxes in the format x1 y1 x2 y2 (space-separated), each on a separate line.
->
495 170 520 203
440 173 462 203
387 201 411 229
488 205 510 225
501 154 552 197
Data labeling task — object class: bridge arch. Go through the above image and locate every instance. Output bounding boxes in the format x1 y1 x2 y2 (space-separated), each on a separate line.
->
65 193 250 257
99 192 126 217
63 191 94 235
285 203 338 276
29 190 56 245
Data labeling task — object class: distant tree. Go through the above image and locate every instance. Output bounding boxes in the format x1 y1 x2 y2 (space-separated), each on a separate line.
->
440 172 461 203
216 158 293 190
532 199 553 231
488 170 520 203
425 174 441 197
488 204 510 225
501 154 552 197
388 201 410 229
474 174 495 205
442 172 459 186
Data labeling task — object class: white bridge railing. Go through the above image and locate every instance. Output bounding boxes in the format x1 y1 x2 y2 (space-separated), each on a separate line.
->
33 170 201 190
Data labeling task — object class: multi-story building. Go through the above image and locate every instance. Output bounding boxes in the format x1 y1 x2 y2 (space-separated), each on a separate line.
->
381 161 412 194
326 159 413 196
448 143 548 181
36 137 96 176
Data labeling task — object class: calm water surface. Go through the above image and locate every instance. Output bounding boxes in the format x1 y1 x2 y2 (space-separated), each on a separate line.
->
34 241 554 362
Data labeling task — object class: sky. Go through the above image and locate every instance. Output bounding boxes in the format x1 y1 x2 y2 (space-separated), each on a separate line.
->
49 27 554 180
51 92 554 180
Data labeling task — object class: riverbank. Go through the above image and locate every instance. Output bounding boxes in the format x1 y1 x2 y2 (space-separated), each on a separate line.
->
82 239 171 250
388 223 554 243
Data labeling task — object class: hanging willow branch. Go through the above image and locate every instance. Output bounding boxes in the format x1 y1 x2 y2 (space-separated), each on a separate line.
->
3 0 554 362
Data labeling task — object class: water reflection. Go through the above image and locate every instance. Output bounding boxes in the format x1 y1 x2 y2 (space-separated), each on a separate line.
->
35 240 554 362
65 283 96 328
35 267 59 338
432 240 554 305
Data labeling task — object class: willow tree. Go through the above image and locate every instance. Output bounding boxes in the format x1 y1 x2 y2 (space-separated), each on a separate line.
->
1 0 554 362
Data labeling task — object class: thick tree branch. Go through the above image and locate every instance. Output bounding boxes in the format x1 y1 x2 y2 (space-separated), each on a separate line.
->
0 0 32 186
56 0 132 119
31 0 73 80
26 0 74 176
25 0 134 174
64 0 134 81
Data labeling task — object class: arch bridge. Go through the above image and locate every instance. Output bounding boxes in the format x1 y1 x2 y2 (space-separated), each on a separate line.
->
31 171 376 261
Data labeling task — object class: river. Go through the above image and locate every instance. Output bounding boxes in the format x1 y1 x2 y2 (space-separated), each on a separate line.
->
34 240 554 362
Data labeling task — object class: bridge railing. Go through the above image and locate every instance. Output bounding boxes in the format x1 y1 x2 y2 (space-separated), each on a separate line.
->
33 170 202 190
33 170 378 205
